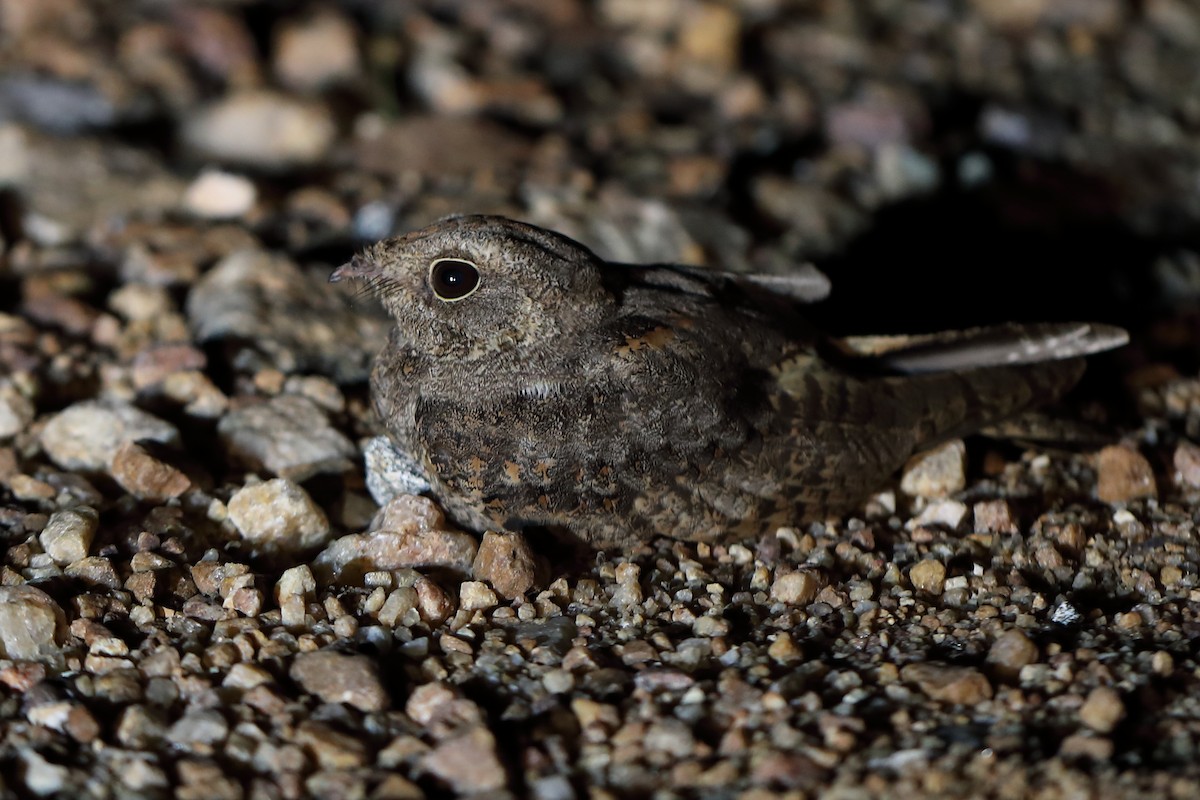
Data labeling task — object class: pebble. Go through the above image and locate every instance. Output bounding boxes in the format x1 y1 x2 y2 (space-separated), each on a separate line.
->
182 168 257 219
227 479 332 558
985 629 1039 681
771 570 821 605
901 663 993 704
909 559 946 595
0 381 35 439
472 530 538 600
908 499 970 531
182 91 336 168
313 527 478 583
273 10 361 92
109 441 191 501
0 585 66 661
973 499 1019 534
40 399 180 472
459 581 498 612
39 506 98 565
1078 686 1125 733
217 395 356 482
289 651 389 712
167 709 230 751
1096 445 1158 503
1173 440 1200 489
363 436 434 504
422 727 508 794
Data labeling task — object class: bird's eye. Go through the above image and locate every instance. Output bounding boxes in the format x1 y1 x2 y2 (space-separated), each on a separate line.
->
428 258 481 302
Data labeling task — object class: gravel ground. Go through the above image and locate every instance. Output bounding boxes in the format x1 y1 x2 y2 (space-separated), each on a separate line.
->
1 1 1200 798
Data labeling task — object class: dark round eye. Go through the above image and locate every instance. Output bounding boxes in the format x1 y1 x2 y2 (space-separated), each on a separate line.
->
429 258 481 302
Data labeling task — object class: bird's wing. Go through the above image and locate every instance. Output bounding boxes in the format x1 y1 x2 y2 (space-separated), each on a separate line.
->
831 322 1128 374
604 261 831 304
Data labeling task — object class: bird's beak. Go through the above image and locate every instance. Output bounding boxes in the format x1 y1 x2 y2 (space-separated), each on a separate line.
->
329 254 377 283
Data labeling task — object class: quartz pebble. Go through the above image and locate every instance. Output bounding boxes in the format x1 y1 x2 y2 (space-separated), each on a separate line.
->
771 570 820 605
183 91 336 168
909 559 946 595
227 479 332 558
40 400 180 472
39 506 97 565
1079 686 1126 733
900 440 967 499
289 651 389 712
1174 440 1200 489
218 395 356 481
0 585 67 661
182 168 257 219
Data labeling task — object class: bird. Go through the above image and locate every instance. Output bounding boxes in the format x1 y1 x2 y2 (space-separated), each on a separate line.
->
331 214 1127 549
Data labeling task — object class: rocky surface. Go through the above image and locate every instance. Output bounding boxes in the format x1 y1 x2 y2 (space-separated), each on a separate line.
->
1 1 1199 798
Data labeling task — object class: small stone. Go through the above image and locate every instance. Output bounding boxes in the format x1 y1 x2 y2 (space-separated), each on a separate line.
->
294 719 367 767
183 90 336 168
109 441 191 501
767 631 803 663
377 587 419 628
771 570 820 605
0 381 35 439
363 436 433 503
314 528 478 584
40 399 180 472
901 663 993 704
472 530 538 600
273 10 361 92
973 499 1019 534
39 507 98 565
20 750 70 796
183 168 257 219
909 499 970 530
459 581 498 612
289 651 389 712
1173 440 1200 489
986 629 1039 681
1096 445 1157 503
414 577 455 626
909 559 946 595
218 395 356 482
1079 686 1125 733
131 344 208 390
167 708 229 751
1059 733 1114 760
227 479 332 558
422 727 507 794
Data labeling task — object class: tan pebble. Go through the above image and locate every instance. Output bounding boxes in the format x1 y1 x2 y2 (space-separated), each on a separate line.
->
901 440 967 499
39 507 98 565
109 441 191 502
472 530 538 600
1174 440 1200 489
1079 686 1125 733
771 570 820 605
986 629 1039 681
1096 444 1157 503
9 474 56 501
459 581 498 611
1059 733 1114 760
909 559 946 595
227 479 331 557
901 663 993 704
973 499 1018 534
422 727 507 794
289 651 389 712
767 631 803 663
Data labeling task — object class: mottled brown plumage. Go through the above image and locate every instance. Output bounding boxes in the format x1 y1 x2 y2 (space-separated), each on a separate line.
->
333 215 1126 548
